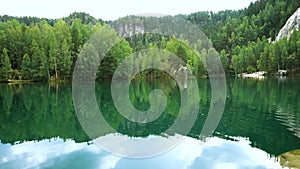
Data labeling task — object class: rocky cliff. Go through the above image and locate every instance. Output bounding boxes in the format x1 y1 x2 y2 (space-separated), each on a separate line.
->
276 7 300 41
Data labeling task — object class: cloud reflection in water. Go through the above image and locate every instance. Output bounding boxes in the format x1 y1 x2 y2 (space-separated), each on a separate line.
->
0 135 282 169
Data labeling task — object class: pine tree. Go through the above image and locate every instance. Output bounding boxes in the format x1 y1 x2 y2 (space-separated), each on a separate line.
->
0 48 11 79
21 54 31 80
49 31 59 79
220 49 228 71
59 39 72 79
31 40 47 80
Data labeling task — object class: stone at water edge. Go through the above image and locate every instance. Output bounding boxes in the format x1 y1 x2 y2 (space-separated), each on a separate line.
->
276 149 300 168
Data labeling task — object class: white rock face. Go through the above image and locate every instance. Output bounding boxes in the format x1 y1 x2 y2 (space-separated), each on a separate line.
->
117 23 145 37
276 7 300 41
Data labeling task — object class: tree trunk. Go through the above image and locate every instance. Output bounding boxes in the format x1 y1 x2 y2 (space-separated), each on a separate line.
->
47 69 50 81
235 69 237 77
55 60 58 80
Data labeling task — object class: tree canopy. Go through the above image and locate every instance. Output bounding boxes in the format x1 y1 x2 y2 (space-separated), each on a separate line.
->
0 0 300 81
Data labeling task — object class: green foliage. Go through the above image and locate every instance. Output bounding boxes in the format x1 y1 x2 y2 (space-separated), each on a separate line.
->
5 20 24 69
112 39 133 78
48 30 59 79
247 65 256 73
184 0 300 75
21 54 31 79
220 49 228 71
0 48 11 79
165 38 205 76
63 12 105 25
1 0 300 79
58 39 72 79
31 40 47 80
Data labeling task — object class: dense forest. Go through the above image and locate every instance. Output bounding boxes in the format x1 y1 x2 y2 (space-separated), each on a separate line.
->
184 0 300 75
0 0 300 81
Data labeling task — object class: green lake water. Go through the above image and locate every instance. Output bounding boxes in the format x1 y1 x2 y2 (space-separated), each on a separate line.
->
0 77 299 168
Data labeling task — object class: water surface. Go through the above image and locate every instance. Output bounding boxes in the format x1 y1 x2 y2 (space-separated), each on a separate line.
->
0 77 299 168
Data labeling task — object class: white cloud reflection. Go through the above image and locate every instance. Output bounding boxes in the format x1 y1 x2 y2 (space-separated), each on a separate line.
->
0 135 283 169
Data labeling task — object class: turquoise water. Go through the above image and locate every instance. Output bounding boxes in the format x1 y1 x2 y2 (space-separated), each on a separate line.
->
0 77 299 168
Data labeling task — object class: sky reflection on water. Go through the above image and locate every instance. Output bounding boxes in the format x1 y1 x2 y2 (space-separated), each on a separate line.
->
0 135 283 169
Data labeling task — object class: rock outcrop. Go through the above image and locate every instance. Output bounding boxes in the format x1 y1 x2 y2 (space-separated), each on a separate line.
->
276 7 300 41
116 22 145 37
